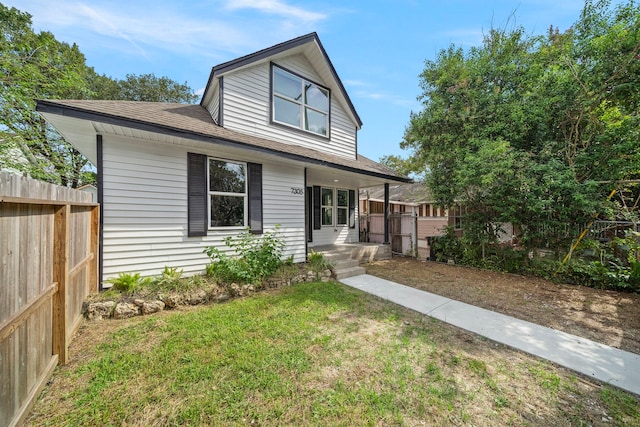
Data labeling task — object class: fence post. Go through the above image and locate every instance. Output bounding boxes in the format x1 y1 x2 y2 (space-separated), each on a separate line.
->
88 205 100 293
52 204 70 365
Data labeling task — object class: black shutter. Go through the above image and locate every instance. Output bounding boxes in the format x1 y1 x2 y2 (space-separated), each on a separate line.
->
187 153 207 237
247 163 263 234
349 189 356 229
313 186 321 230
306 186 313 242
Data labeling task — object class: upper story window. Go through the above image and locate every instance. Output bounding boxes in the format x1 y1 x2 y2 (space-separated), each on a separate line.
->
272 65 329 137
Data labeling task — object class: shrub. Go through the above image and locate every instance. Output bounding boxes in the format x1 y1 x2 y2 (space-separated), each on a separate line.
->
307 250 333 279
204 226 286 285
105 272 151 295
150 266 185 292
430 226 463 262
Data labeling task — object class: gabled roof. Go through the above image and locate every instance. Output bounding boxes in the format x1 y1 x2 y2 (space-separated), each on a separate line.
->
200 32 362 129
36 99 409 183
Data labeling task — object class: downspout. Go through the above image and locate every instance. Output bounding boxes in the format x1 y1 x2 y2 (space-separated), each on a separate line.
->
384 183 390 244
96 134 104 291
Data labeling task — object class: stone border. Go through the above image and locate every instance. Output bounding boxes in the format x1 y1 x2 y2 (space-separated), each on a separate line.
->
83 269 333 321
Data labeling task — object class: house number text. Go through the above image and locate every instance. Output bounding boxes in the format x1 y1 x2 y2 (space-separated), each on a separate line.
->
290 187 304 195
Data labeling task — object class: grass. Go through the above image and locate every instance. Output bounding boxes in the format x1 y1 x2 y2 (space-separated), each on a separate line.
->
28 281 640 426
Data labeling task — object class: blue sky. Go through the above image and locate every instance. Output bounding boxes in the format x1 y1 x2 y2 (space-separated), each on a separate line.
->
6 0 605 162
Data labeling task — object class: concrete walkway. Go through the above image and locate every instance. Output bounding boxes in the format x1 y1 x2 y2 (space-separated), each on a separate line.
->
340 274 640 396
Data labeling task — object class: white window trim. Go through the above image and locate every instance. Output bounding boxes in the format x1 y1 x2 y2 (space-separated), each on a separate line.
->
321 186 334 227
207 157 248 230
272 64 330 138
336 188 349 226
320 187 351 228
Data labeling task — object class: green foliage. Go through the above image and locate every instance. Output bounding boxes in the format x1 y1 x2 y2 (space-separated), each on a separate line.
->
105 272 151 295
429 226 463 263
0 4 198 187
88 73 198 103
403 0 640 254
0 4 93 187
204 226 286 285
307 250 334 279
149 266 185 292
558 231 640 291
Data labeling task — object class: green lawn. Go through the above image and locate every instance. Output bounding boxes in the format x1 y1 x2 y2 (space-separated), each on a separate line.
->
28 281 640 426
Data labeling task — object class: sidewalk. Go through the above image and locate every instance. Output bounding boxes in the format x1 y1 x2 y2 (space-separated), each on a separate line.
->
340 274 640 396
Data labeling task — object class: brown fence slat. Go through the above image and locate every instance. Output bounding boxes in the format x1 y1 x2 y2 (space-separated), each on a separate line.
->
0 171 98 427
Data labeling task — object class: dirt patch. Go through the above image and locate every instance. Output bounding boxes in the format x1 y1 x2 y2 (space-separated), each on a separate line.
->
366 257 640 355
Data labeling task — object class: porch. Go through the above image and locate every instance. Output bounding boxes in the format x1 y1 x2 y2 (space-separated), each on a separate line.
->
311 243 391 280
311 242 391 262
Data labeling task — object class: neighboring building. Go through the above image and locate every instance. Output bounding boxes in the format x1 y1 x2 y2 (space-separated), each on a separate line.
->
37 33 410 282
359 183 451 258
77 184 97 203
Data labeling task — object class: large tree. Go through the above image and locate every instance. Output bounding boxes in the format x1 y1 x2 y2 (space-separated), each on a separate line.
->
0 4 92 186
0 4 198 187
402 0 640 249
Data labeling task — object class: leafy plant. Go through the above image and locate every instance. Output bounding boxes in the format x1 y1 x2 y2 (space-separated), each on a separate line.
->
104 272 151 295
150 266 185 292
307 250 333 279
204 226 286 285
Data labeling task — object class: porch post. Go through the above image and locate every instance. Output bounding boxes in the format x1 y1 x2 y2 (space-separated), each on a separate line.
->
384 183 390 244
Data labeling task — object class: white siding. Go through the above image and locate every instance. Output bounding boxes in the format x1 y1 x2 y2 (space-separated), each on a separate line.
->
310 223 359 247
206 84 220 124
101 135 306 280
307 183 359 247
221 54 357 159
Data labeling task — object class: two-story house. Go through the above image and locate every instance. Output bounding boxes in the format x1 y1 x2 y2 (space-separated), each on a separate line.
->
37 33 410 282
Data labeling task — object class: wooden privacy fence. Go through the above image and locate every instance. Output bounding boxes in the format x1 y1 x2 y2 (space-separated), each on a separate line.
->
0 172 99 427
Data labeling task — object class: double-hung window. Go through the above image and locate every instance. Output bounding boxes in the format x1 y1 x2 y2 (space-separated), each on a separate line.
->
337 189 348 226
272 65 329 137
321 187 333 226
209 159 246 228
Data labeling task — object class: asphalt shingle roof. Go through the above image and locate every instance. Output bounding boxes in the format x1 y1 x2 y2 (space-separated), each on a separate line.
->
37 99 409 182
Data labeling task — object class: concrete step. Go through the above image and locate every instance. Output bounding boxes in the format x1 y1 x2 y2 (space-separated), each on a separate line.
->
329 258 360 269
333 265 366 280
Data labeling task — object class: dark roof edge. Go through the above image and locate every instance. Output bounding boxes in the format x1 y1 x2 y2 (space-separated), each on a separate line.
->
200 32 362 128
200 33 317 107
36 100 408 183
313 36 362 127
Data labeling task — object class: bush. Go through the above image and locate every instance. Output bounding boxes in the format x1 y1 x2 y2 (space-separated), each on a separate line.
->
104 272 151 295
307 250 333 279
204 226 286 285
430 226 463 262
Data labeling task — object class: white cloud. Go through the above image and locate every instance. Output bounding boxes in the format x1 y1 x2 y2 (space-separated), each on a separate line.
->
222 0 327 22
7 0 327 61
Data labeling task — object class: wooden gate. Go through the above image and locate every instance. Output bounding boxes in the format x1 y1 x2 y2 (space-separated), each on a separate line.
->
389 214 414 255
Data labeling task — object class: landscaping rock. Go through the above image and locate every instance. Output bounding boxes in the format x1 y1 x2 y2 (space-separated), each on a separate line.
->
187 290 208 305
162 294 183 309
83 265 332 321
142 300 165 315
83 301 115 320
113 302 139 319
215 293 230 303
